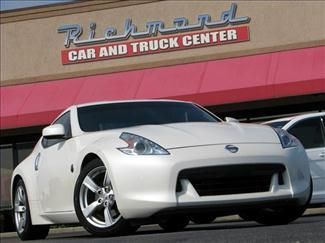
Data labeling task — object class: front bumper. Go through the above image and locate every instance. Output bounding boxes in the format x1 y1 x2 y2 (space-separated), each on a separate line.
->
104 143 310 219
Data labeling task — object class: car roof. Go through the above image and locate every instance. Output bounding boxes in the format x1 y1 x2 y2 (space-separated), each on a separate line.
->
75 99 192 108
263 111 325 128
263 117 294 124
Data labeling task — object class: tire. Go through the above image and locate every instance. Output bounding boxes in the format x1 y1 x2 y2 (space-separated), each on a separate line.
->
74 159 135 237
158 215 189 232
246 206 307 225
13 180 49 240
242 178 313 225
189 214 216 224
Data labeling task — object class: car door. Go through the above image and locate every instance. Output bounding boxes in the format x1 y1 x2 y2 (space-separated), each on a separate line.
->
37 111 76 213
288 116 325 203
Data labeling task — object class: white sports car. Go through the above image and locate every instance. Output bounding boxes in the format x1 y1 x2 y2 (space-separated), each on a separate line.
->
264 112 325 205
11 100 312 240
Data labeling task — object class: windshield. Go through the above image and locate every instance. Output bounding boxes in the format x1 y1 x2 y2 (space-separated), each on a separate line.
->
78 101 219 132
265 121 289 129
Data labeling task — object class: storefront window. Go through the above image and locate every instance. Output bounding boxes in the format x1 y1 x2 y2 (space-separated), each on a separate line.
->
0 145 14 208
16 142 36 163
0 141 37 209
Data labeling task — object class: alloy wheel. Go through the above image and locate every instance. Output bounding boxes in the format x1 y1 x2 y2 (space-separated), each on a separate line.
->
14 185 27 234
79 166 121 228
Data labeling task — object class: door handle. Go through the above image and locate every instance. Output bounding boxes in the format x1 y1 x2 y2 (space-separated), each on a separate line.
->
320 152 325 158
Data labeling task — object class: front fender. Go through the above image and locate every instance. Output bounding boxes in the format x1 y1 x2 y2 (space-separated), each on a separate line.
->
75 136 129 210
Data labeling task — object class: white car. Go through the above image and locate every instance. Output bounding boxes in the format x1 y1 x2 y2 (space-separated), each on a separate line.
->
11 100 312 240
264 112 325 205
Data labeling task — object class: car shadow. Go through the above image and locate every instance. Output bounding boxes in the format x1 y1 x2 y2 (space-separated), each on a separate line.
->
47 221 264 240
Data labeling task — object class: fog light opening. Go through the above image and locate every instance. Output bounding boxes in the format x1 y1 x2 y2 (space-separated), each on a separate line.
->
278 172 284 185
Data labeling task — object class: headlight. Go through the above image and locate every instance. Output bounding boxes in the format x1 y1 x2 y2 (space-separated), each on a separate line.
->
118 132 170 155
273 128 298 148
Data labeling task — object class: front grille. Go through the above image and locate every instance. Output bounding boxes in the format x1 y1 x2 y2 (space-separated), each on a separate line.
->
177 164 285 196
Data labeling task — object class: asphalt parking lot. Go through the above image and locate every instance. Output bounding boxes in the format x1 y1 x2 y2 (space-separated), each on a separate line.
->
1 210 325 243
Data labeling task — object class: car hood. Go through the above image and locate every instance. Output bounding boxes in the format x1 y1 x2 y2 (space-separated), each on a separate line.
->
92 122 280 149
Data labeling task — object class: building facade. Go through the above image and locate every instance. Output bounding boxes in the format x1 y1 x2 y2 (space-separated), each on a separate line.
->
0 0 324 225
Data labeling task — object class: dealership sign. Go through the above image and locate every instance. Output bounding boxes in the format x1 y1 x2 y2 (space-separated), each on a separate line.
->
58 3 250 65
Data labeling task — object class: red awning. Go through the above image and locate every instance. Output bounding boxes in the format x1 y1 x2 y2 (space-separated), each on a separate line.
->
1 46 324 130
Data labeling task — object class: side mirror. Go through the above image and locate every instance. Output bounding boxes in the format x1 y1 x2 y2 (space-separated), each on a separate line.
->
225 117 240 123
42 124 65 139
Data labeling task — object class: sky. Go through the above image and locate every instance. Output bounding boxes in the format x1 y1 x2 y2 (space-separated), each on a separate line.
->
0 0 74 11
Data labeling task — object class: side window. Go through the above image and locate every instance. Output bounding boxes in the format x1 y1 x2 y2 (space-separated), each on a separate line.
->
321 116 325 142
53 111 72 138
288 117 325 149
42 112 72 148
